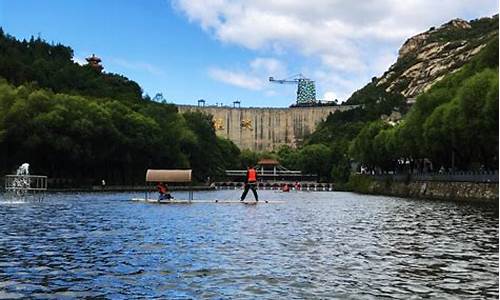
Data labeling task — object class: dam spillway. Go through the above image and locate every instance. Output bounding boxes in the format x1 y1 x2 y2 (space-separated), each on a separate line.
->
177 104 359 151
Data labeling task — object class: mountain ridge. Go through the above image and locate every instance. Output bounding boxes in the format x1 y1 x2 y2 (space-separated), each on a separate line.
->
347 14 498 104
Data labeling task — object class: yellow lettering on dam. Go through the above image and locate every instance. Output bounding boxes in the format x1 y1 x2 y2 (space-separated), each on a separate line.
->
177 105 359 151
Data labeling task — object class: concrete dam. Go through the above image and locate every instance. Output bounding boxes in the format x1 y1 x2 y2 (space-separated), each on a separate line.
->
177 104 358 151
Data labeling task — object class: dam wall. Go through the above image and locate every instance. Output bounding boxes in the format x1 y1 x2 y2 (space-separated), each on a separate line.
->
177 105 358 151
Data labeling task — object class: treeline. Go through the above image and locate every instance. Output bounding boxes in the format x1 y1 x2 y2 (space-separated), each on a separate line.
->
0 29 242 185
350 37 498 173
0 28 143 103
0 80 242 185
0 26 497 186
236 144 339 180
247 35 498 182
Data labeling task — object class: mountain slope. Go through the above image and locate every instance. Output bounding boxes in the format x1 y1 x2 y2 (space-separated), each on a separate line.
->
0 28 143 103
347 14 498 104
304 15 498 182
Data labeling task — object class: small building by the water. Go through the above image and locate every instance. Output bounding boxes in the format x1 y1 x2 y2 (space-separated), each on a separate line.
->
225 159 316 183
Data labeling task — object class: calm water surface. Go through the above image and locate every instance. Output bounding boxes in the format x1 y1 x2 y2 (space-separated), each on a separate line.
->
0 191 498 299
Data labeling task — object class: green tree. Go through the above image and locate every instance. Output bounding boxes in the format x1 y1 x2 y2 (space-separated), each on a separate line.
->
216 137 241 171
240 149 259 168
298 144 332 180
277 145 300 170
182 111 229 181
350 121 389 172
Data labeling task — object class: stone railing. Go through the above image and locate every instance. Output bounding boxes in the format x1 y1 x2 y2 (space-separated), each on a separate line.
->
225 170 302 176
372 171 498 183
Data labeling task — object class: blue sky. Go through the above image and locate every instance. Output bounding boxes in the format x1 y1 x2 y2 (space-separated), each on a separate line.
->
0 0 497 107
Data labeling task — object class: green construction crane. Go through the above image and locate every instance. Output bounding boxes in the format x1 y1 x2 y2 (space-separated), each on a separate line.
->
269 74 317 105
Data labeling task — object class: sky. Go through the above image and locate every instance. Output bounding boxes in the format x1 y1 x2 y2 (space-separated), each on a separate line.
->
0 0 497 107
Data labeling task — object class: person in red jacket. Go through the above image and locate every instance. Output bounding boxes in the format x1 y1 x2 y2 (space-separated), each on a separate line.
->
240 165 259 202
157 182 173 201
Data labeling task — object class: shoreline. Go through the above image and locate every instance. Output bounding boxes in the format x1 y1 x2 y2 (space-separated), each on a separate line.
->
46 185 216 193
346 175 499 204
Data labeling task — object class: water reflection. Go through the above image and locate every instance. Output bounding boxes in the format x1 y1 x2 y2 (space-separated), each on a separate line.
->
0 191 497 299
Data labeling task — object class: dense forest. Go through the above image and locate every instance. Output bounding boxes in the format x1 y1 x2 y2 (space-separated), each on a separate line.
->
0 23 497 187
350 37 498 173
270 35 498 183
0 29 241 186
237 17 499 183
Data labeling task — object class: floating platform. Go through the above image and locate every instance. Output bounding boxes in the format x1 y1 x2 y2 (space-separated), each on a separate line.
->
130 198 283 204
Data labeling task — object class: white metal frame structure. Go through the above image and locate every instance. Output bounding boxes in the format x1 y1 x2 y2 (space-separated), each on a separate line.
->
4 175 48 200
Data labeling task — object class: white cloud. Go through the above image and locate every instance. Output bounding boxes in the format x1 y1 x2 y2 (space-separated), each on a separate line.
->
314 69 365 101
174 0 497 100
323 91 338 102
208 67 264 90
209 57 287 91
371 52 399 77
72 56 86 66
250 57 285 75
108 58 165 76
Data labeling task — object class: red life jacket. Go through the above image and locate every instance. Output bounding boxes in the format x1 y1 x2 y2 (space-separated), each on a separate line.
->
157 183 167 194
247 168 257 182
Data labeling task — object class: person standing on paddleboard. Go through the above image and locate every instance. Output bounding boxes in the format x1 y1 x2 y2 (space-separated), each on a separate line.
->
240 165 258 202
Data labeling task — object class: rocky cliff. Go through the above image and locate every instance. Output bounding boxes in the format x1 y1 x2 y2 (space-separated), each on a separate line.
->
349 15 498 103
379 15 498 98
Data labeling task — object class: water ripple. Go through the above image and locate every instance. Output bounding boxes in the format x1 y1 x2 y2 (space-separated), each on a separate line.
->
0 191 497 299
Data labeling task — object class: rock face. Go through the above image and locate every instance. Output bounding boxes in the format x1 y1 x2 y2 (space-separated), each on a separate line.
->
375 15 498 99
398 32 430 57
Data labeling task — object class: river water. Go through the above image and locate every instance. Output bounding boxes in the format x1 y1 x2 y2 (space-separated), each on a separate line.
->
0 191 497 299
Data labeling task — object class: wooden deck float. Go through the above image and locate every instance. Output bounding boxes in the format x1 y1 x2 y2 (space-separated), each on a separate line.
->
141 169 195 201
134 169 281 204
131 198 283 204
